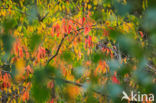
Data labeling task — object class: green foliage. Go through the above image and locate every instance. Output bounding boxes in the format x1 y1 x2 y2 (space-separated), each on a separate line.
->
29 34 41 51
31 65 55 102
91 52 106 63
1 34 14 53
60 51 74 63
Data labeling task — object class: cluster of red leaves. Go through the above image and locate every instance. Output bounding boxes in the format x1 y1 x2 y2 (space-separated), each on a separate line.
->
47 80 54 89
21 82 30 101
25 65 33 77
37 46 46 61
103 29 109 36
101 47 114 58
0 72 11 89
94 60 109 76
51 12 94 37
111 72 120 84
22 90 29 101
62 19 73 34
85 35 93 48
51 19 74 37
13 40 29 59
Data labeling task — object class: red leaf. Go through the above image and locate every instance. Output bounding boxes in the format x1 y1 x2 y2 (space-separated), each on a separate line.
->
82 17 85 25
15 43 19 55
37 47 46 60
103 29 109 36
84 26 90 35
139 31 144 38
111 72 120 84
57 33 59 37
19 48 23 58
50 99 54 103
88 36 92 47
68 25 72 34
26 65 33 73
3 73 11 88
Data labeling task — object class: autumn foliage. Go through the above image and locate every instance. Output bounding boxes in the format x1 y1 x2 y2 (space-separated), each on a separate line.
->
0 0 156 103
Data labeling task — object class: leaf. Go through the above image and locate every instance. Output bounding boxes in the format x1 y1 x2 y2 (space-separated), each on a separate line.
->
65 84 80 99
29 34 41 51
61 51 74 63
1 34 15 53
31 66 55 103
3 18 17 32
91 52 106 63
86 94 99 103
111 72 120 84
15 58 25 81
139 31 144 38
31 83 50 103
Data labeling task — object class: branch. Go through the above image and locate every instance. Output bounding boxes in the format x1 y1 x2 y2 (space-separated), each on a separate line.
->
0 64 11 74
0 69 11 74
47 25 96 64
49 77 108 97
62 78 83 87
39 12 49 22
47 34 68 64
146 64 156 73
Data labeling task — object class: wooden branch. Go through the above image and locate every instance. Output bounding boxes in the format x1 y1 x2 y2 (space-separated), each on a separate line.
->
39 12 49 22
146 64 156 73
0 69 11 74
47 24 96 64
49 76 108 97
47 34 68 64
63 79 83 87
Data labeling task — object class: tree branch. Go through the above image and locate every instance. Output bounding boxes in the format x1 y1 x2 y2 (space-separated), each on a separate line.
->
47 34 68 64
39 12 49 22
49 76 108 97
46 25 96 64
146 64 156 73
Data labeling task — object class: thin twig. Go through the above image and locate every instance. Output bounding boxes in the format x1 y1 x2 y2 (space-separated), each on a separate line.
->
39 12 49 22
47 34 68 64
146 64 156 73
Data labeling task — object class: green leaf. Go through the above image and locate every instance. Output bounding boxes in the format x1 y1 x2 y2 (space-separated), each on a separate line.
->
31 84 50 103
31 66 55 103
60 51 74 63
3 18 17 32
1 34 15 53
29 34 41 51
91 52 106 63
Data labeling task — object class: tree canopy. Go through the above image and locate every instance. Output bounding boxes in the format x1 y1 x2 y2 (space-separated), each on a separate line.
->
0 0 156 103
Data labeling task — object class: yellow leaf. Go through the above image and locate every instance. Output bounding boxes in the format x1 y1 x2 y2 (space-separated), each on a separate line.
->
88 4 92 9
15 59 25 81
93 0 98 5
66 84 80 99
